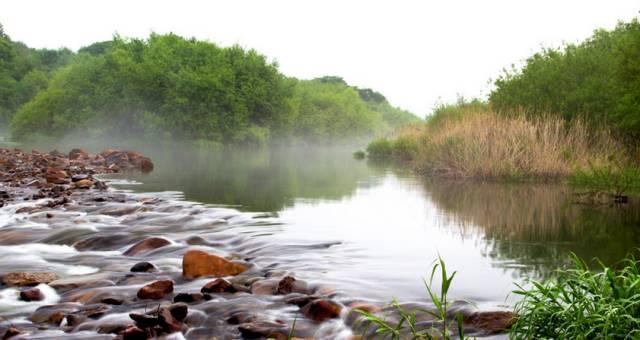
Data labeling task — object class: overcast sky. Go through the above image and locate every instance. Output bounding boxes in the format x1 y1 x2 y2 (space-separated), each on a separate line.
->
1 1 638 117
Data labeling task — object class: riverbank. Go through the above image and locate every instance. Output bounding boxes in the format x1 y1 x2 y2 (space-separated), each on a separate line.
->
0 147 515 339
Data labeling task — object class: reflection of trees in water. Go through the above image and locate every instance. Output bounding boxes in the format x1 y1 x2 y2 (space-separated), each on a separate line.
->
423 180 640 279
127 145 385 212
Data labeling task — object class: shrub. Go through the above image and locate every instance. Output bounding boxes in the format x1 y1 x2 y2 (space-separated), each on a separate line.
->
366 138 393 160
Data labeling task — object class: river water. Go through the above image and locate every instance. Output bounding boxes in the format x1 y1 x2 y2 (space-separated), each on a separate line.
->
112 144 640 305
2 142 639 338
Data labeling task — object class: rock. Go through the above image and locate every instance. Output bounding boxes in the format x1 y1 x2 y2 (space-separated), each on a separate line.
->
19 287 44 301
2 328 21 340
121 325 147 340
101 296 124 305
46 311 66 325
2 272 57 286
68 148 89 160
168 303 189 321
301 299 342 322
348 301 380 314
130 313 159 328
65 314 87 327
73 179 93 189
124 237 172 256
71 174 89 182
284 294 319 308
238 321 287 339
137 280 174 300
201 278 237 294
97 323 129 334
251 279 278 295
158 306 182 333
130 261 156 272
45 168 69 184
276 276 296 295
182 249 247 279
173 292 211 303
466 311 516 334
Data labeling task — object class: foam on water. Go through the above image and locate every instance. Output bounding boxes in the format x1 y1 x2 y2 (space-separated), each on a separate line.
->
0 284 60 314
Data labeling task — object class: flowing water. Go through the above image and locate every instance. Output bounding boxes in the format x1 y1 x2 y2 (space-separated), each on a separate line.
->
1 143 640 338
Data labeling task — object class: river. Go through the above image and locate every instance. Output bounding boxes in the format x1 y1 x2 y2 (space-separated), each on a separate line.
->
1 142 639 338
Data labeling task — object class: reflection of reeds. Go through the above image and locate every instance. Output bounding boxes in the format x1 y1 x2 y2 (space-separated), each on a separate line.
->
424 180 640 276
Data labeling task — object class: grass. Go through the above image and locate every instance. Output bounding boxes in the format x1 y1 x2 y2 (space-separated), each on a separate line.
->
353 257 468 339
366 106 626 180
511 253 640 339
570 162 640 197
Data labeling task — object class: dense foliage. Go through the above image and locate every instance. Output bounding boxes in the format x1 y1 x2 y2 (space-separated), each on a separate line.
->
0 23 72 126
0 25 418 143
490 18 640 138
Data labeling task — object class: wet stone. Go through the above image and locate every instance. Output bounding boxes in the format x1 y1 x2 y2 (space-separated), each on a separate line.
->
300 299 342 322
124 237 172 256
130 262 156 273
182 249 247 279
201 278 237 294
158 307 182 333
466 311 516 334
2 327 21 340
65 313 88 328
137 280 174 300
19 287 44 301
121 325 147 340
173 292 210 303
2 272 57 286
168 303 189 321
130 313 159 328
238 321 287 339
276 276 296 295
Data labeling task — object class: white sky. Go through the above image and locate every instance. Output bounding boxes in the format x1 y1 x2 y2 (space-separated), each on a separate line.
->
1 1 638 117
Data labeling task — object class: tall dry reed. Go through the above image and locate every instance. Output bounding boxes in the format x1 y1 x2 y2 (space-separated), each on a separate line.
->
406 111 621 179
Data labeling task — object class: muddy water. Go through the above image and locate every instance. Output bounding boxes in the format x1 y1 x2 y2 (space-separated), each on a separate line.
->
2 143 640 338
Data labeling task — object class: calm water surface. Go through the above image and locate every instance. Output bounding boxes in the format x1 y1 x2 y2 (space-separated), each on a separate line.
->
102 144 640 308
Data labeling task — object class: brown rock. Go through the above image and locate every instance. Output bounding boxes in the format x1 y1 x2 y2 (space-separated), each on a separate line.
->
276 276 296 295
251 279 278 295
121 325 147 340
124 237 171 256
301 299 342 322
137 280 174 300
158 307 182 333
2 327 21 340
168 303 188 321
182 249 247 279
20 287 44 301
68 148 89 160
2 272 57 286
466 311 516 334
45 168 69 184
65 314 88 327
238 321 287 339
173 292 210 303
130 313 158 328
201 278 237 294
73 179 93 189
348 301 380 314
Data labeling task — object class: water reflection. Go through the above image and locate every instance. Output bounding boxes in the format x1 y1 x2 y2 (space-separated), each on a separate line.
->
424 180 640 278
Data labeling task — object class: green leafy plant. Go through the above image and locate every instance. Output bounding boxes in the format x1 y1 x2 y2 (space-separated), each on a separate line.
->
511 253 640 339
354 257 468 339
570 161 640 197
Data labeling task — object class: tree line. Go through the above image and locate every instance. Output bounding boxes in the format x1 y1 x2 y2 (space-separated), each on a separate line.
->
0 24 418 143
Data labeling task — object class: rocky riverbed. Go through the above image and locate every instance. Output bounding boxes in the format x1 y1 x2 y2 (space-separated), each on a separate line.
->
0 148 514 339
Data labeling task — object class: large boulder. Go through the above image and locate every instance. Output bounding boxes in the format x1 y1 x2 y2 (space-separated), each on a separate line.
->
182 250 247 279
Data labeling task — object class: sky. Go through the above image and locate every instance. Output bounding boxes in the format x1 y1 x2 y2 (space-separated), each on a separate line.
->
1 1 638 117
